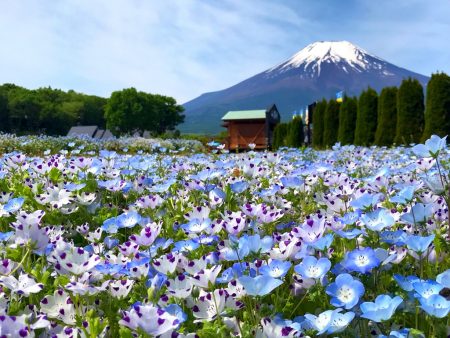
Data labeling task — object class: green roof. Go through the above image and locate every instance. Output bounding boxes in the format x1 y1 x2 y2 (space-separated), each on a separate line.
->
221 110 266 120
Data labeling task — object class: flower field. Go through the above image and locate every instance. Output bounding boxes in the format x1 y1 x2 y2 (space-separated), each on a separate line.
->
0 135 449 337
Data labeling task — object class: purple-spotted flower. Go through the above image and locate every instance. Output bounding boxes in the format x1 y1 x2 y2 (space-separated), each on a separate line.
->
191 289 243 322
48 242 101 275
166 274 193 299
40 289 76 325
119 303 181 335
0 273 43 296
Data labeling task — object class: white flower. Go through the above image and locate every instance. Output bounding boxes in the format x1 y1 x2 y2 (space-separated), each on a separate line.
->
0 273 43 296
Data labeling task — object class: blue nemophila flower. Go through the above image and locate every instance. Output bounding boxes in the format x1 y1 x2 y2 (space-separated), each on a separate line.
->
310 233 334 250
294 256 331 279
350 192 381 210
341 247 380 274
334 228 363 239
280 176 303 188
117 211 142 229
380 230 408 245
393 274 420 292
405 234 435 253
305 309 354 335
360 295 403 322
436 269 450 288
390 185 416 204
173 239 200 253
400 203 433 225
361 208 395 232
3 197 25 213
412 280 443 299
238 275 283 296
216 262 247 283
412 134 447 158
0 231 13 241
230 180 249 193
326 273 365 309
338 210 362 225
101 217 120 234
418 294 450 318
259 260 292 278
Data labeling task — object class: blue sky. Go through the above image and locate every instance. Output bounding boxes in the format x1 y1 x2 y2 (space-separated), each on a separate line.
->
0 0 449 103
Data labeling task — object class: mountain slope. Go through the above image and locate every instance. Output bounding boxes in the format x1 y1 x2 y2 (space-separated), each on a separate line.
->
180 41 429 134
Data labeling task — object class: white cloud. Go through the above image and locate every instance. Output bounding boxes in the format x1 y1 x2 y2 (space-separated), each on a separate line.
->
0 0 448 103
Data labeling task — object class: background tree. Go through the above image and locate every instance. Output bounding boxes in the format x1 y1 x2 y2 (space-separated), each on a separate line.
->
375 86 398 146
354 87 378 146
105 88 184 136
337 96 357 145
272 122 288 149
422 72 450 141
312 99 327 148
323 99 340 147
286 116 304 148
395 78 424 144
7 87 42 133
0 89 9 132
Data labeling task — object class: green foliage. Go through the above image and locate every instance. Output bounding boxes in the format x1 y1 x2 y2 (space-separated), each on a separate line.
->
354 87 378 146
337 96 357 145
375 86 398 146
0 83 107 136
422 72 450 141
272 122 289 149
395 78 424 144
105 88 184 136
312 99 327 148
323 99 340 147
0 90 9 132
286 117 304 148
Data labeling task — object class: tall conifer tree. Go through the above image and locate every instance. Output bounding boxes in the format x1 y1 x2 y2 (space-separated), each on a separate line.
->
395 78 424 144
337 96 357 145
354 87 378 146
422 72 450 141
375 87 398 146
312 99 327 148
323 99 340 147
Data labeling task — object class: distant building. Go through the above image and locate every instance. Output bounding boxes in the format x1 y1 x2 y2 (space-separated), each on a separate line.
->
221 104 280 150
67 126 114 140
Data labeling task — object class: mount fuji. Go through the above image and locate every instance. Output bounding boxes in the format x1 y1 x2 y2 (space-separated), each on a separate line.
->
180 41 429 134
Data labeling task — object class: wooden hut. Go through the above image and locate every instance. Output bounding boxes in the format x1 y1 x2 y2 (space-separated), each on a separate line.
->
221 104 280 150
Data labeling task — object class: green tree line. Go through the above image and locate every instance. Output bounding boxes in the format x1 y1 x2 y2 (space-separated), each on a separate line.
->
0 84 184 136
311 72 450 148
272 115 305 149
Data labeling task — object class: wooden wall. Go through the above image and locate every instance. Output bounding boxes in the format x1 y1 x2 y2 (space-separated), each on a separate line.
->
227 120 267 150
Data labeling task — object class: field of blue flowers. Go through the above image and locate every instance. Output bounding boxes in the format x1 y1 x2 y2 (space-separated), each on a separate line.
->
0 135 449 337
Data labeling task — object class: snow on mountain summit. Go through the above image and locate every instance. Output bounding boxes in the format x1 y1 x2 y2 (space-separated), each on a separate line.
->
268 41 387 76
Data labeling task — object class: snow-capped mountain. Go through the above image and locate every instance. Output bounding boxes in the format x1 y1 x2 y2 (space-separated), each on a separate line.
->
181 41 429 134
